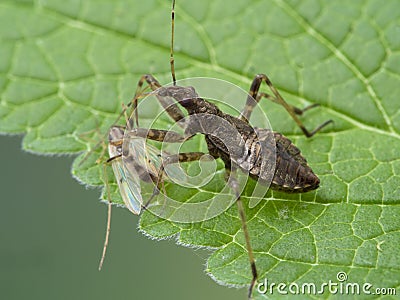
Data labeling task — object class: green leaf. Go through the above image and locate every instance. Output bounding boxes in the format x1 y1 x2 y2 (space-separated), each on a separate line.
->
1 0 400 297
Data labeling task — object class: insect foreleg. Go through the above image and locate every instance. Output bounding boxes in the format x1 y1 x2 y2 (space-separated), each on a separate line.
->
129 74 186 128
143 152 208 209
125 128 193 143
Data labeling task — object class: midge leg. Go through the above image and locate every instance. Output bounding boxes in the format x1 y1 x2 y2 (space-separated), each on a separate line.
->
98 127 127 271
98 161 113 271
240 74 332 137
225 168 257 299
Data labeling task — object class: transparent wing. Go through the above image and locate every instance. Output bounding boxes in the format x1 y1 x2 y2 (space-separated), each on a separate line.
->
108 123 185 215
110 159 142 214
108 126 143 215
122 136 183 207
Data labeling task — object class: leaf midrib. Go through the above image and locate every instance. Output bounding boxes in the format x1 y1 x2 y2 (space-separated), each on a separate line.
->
276 0 394 133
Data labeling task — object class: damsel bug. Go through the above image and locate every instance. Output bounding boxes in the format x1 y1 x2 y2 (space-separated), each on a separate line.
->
102 0 333 298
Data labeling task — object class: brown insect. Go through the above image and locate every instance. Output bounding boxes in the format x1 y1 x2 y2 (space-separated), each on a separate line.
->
103 0 333 298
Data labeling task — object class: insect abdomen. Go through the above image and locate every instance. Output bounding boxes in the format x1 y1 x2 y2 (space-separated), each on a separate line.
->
270 132 320 193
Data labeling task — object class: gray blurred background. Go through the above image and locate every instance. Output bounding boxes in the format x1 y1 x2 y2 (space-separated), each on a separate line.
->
0 135 243 300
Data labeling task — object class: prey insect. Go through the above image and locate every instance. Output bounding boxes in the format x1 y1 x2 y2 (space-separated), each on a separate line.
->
107 126 161 215
100 0 333 298
99 114 185 269
97 127 162 269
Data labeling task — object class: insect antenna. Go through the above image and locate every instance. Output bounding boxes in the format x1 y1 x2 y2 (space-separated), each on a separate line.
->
170 0 176 86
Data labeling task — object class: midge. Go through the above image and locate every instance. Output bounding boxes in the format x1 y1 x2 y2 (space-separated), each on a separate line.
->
99 118 185 269
104 0 332 299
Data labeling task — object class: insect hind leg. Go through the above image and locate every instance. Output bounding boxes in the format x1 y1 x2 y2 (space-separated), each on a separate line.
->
240 74 333 137
224 168 257 299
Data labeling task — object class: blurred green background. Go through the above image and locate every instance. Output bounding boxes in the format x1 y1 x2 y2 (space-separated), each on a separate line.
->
0 135 244 300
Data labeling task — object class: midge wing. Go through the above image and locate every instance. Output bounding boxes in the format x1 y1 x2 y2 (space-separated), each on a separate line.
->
109 125 183 215
122 136 183 210
123 136 159 184
108 126 143 214
110 158 142 214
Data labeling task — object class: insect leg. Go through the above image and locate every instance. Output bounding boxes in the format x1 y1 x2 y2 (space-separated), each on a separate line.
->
244 92 321 119
99 164 112 271
240 74 332 137
144 152 209 209
128 74 186 128
125 128 192 143
225 168 257 299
